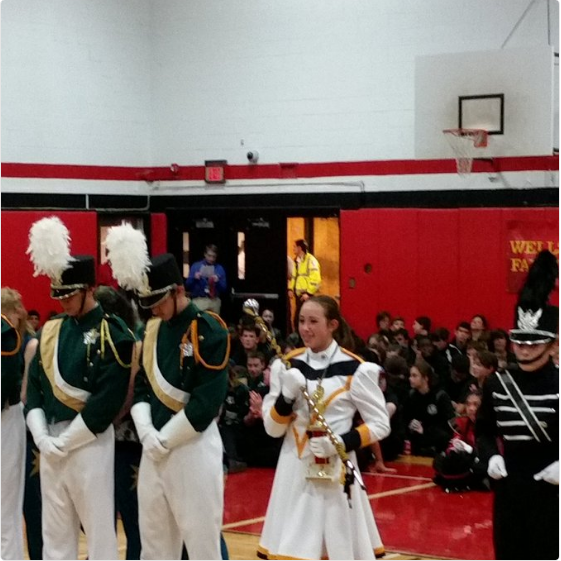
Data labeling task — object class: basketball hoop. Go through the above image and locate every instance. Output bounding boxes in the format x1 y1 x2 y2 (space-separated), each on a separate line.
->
443 128 488 176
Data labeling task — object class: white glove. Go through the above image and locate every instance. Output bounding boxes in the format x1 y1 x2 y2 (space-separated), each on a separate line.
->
452 439 473 454
57 414 96 452
534 461 559 485
131 402 169 462
131 402 156 443
26 408 67 461
488 454 508 480
309 435 344 459
158 410 198 450
142 431 169 463
281 368 306 401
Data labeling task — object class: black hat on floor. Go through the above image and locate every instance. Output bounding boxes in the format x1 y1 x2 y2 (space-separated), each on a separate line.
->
509 250 559 345
138 253 183 309
51 255 96 299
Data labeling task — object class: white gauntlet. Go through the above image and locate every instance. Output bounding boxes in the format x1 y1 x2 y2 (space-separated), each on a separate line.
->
534 461 559 485
281 368 306 401
26 408 67 461
309 435 343 459
488 455 508 480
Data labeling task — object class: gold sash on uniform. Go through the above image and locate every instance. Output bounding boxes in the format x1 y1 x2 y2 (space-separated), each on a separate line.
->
142 318 188 413
40 319 87 412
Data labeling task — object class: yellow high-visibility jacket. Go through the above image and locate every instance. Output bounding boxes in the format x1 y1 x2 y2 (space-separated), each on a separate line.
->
288 253 321 296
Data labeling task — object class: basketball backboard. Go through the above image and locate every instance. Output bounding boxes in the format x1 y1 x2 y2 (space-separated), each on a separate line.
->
415 46 556 159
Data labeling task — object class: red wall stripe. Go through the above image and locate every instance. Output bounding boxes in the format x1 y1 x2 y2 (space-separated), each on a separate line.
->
1 155 557 182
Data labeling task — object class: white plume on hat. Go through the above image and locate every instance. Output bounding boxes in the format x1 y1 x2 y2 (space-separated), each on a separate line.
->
26 216 74 282
104 222 150 293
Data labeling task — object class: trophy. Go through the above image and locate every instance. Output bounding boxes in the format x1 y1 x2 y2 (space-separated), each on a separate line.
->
305 385 337 481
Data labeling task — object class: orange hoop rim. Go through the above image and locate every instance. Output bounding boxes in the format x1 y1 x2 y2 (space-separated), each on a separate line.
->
442 128 488 148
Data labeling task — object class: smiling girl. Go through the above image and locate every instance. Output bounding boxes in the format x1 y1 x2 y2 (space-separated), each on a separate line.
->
258 296 390 560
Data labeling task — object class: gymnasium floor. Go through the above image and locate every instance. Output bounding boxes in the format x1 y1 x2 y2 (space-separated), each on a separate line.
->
70 456 495 560
221 456 494 560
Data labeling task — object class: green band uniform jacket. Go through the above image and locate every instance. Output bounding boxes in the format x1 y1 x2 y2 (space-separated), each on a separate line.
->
26 305 135 433
133 303 229 431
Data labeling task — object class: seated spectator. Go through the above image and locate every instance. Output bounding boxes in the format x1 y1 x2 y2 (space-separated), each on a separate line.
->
391 316 406 333
488 328 517 371
240 352 282 467
386 343 402 359
433 390 490 492
375 310 394 341
262 308 283 343
219 366 251 473
446 354 475 415
367 332 390 365
403 359 455 457
245 352 269 398
469 349 497 390
377 371 405 463
356 369 404 472
230 324 272 367
26 310 40 332
393 328 416 366
470 314 490 344
417 336 451 389
431 327 461 365
466 339 488 364
412 316 431 337
449 321 471 356
384 355 410 404
352 331 380 364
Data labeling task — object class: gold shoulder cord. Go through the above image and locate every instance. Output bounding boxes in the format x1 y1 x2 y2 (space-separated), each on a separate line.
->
191 312 231 371
100 318 132 368
1 314 22 356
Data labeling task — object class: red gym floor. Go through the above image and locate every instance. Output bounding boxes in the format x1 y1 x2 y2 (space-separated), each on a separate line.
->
223 458 494 560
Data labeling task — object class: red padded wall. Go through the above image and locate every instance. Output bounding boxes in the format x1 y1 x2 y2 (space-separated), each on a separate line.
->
341 208 559 340
1 211 98 322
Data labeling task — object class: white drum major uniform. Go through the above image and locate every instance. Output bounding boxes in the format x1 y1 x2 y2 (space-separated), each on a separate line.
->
258 295 390 560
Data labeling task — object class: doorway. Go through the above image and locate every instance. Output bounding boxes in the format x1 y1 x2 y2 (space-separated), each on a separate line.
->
168 210 340 338
169 210 288 331
286 216 340 332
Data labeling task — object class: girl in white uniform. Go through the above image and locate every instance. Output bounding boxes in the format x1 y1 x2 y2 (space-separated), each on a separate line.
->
258 295 390 560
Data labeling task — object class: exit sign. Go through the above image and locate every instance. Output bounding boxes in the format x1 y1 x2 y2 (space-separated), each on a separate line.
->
204 160 227 184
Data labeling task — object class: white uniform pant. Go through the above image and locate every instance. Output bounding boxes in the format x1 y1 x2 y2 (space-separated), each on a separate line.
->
138 421 224 560
41 422 117 560
1 404 26 560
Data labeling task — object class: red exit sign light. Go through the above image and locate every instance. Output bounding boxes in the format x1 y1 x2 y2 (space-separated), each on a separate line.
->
204 160 227 184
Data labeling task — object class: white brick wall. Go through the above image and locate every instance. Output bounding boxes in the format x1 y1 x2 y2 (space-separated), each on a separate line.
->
2 0 556 171
1 0 153 165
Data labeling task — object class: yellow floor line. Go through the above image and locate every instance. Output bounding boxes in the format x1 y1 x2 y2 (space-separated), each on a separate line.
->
223 482 436 530
368 481 436 500
223 515 267 530
362 472 433 481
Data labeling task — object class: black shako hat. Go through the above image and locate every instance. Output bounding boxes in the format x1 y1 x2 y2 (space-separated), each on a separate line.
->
51 255 96 299
138 253 183 309
509 250 559 345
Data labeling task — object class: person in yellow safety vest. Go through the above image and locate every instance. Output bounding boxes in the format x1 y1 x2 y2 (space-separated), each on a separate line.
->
288 239 321 331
